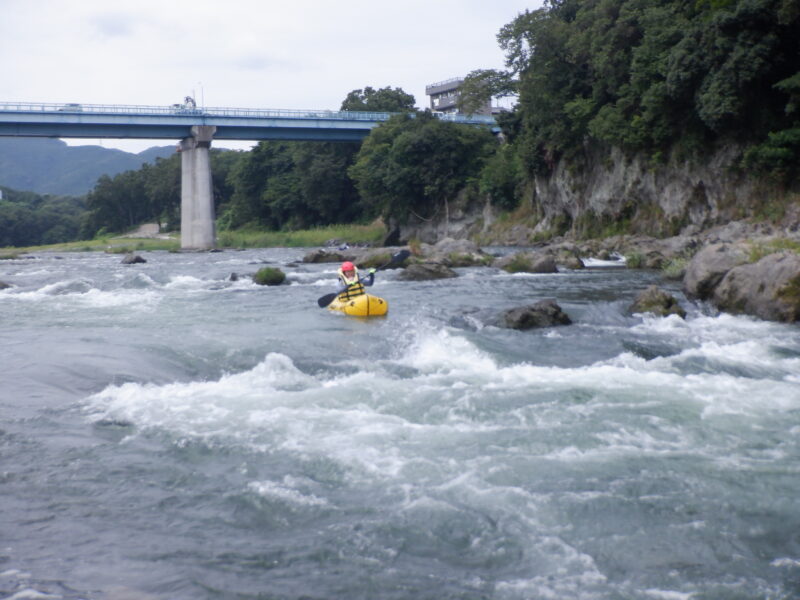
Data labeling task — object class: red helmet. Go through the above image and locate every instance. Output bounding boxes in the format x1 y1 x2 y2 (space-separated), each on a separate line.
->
341 261 355 272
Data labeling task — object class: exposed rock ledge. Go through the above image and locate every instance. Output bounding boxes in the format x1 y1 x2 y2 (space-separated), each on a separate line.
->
685 245 800 322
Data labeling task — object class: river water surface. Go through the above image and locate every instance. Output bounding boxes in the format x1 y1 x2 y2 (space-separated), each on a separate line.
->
1 248 799 600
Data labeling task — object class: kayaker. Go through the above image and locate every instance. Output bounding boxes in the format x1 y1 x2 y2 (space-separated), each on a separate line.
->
336 261 376 300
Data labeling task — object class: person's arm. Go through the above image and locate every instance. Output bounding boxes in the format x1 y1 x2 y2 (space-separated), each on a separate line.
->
363 268 376 286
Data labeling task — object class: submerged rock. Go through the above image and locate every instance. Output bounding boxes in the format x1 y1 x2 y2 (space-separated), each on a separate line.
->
121 253 146 264
502 299 572 330
629 285 686 318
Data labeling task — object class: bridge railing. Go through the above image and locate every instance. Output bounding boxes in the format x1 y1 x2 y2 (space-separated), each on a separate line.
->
0 101 496 125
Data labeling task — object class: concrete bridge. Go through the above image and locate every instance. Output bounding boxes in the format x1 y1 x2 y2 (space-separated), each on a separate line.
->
0 101 497 249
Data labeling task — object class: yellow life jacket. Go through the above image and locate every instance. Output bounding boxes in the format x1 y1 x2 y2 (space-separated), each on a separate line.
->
337 267 365 300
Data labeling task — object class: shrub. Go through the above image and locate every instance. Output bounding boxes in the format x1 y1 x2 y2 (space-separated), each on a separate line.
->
503 254 534 273
253 267 286 286
661 257 688 280
625 252 645 268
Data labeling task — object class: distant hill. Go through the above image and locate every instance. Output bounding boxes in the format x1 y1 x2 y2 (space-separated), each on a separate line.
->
0 138 175 196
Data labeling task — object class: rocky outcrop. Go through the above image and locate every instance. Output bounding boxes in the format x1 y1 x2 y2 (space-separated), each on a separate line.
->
529 143 776 239
682 242 800 322
397 263 458 281
683 243 750 300
501 299 572 330
418 238 493 267
493 251 558 273
302 249 354 264
629 285 686 318
396 189 491 244
711 252 800 322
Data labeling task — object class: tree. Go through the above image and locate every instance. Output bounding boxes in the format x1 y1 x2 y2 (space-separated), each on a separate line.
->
0 187 85 247
478 0 800 182
349 112 497 223
340 86 416 112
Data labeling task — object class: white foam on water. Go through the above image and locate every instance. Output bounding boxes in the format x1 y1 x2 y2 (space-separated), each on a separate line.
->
163 274 210 290
0 279 160 309
248 477 329 507
582 256 625 267
771 557 800 568
3 590 61 600
401 328 497 376
642 590 694 600
83 317 800 483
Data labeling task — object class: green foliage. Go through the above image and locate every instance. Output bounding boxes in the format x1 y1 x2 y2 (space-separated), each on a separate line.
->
340 86 416 112
0 186 86 247
490 0 800 182
218 86 419 233
502 253 534 273
458 69 517 115
349 112 497 223
82 151 240 239
625 252 645 268
253 267 286 286
747 237 800 262
661 257 689 280
479 143 522 210
742 127 800 181
216 223 386 249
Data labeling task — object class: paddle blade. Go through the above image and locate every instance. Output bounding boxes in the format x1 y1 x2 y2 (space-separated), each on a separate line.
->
380 249 410 270
317 292 338 308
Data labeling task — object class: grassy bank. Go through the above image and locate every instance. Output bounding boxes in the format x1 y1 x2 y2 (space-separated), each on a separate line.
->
216 223 386 248
1 223 386 257
1 236 180 257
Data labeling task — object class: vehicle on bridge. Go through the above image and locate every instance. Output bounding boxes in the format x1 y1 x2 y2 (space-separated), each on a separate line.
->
57 103 83 112
170 96 202 115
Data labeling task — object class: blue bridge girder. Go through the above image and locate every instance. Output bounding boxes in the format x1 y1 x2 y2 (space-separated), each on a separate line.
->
0 102 498 142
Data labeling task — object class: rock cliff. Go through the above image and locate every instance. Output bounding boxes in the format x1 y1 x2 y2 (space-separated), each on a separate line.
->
396 142 797 246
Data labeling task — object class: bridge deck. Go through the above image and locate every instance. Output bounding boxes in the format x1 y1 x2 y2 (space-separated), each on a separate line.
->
0 102 496 141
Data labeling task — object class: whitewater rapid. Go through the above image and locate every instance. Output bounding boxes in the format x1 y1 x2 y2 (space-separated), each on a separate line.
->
1 248 798 599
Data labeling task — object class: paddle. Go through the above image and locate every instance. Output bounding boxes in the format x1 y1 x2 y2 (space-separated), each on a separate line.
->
317 249 410 308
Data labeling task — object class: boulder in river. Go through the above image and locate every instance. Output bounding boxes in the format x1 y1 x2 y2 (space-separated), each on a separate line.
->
494 251 559 274
302 249 353 264
683 243 749 300
397 262 458 281
121 253 147 264
711 251 800 322
502 299 572 330
253 267 286 286
420 238 493 267
629 285 686 318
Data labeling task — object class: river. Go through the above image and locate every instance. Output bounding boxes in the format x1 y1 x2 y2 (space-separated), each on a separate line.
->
1 248 799 600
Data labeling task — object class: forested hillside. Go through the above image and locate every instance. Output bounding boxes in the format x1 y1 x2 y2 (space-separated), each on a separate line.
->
0 138 174 196
453 0 800 239
0 187 85 247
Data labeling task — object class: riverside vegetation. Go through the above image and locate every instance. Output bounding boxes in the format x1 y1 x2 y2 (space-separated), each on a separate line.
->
2 0 799 322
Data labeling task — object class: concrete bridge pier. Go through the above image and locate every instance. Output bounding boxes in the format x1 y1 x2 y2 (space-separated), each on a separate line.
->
180 125 217 250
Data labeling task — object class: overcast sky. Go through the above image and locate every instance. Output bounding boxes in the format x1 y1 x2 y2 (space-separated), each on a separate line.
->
0 0 541 153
